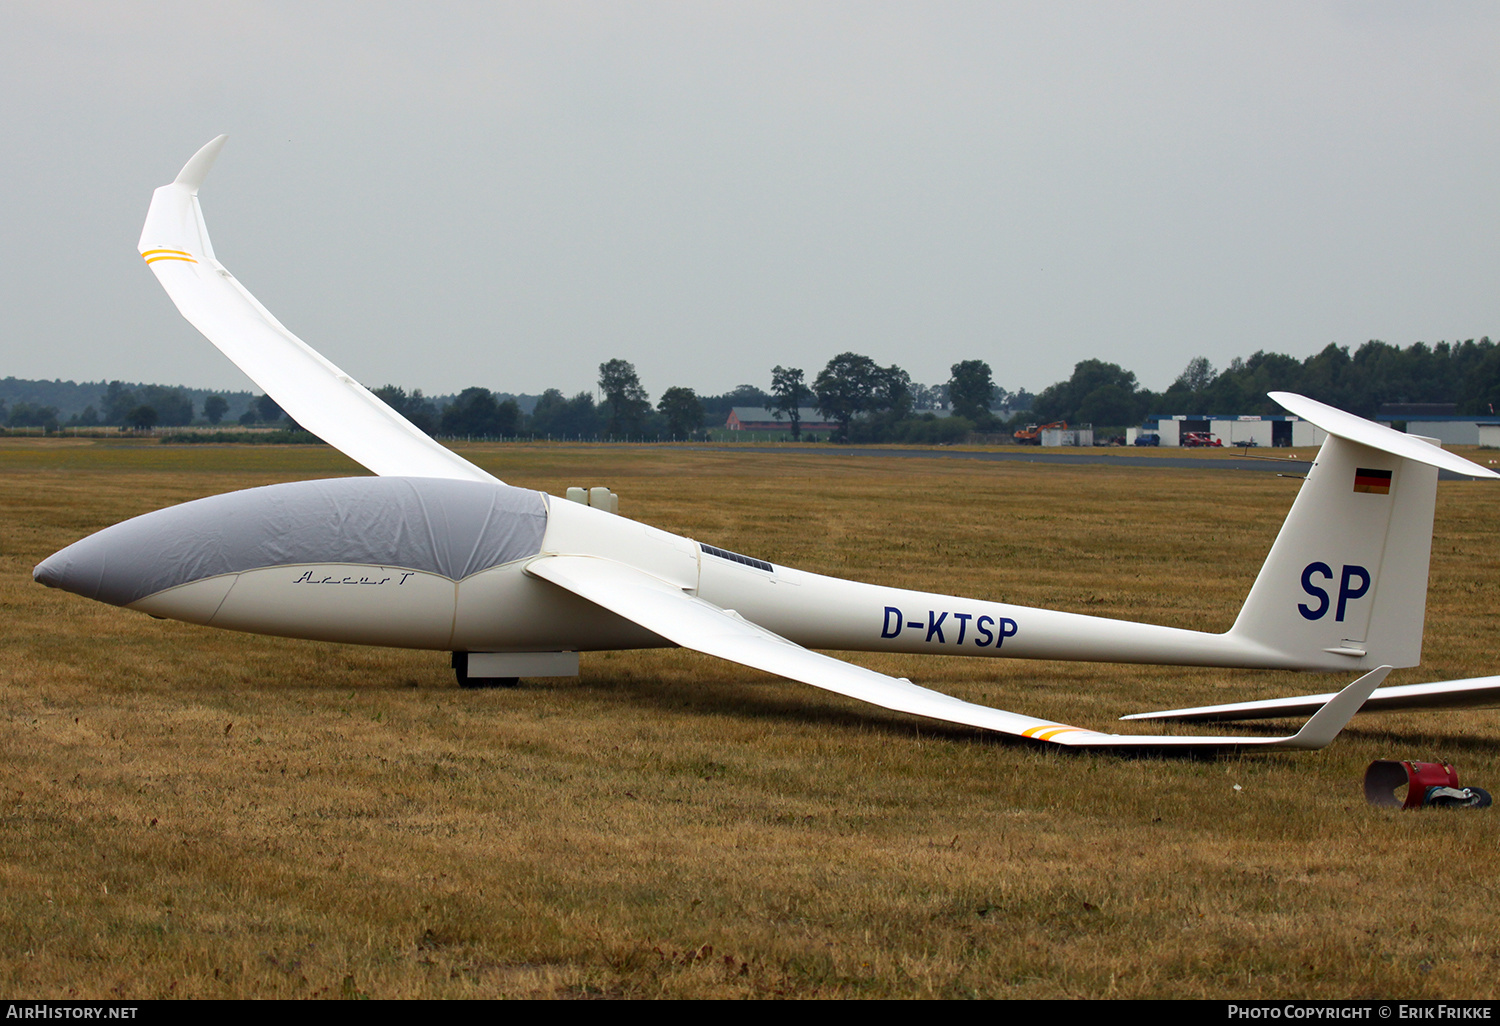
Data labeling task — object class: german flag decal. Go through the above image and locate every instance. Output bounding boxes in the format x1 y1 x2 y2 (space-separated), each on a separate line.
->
1354 468 1392 494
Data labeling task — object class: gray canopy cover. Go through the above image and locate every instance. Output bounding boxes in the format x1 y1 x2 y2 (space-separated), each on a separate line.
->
34 477 549 607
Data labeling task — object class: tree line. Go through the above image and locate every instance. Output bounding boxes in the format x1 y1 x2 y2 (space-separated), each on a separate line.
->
302 336 1500 442
0 380 277 432
1029 338 1500 429
7 336 1497 439
368 356 1034 443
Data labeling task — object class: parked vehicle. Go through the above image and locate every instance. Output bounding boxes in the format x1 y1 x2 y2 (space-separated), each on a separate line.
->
1012 420 1067 445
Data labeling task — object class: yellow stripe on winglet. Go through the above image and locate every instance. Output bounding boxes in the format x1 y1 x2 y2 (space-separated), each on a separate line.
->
1021 724 1088 743
142 248 197 264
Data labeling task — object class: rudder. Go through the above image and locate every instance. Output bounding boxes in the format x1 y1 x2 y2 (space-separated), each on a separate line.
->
1229 432 1436 669
1228 391 1495 671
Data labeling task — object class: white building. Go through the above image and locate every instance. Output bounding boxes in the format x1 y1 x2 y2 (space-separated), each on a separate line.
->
1139 414 1325 448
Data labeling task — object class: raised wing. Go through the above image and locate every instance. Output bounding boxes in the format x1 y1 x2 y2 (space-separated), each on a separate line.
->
138 136 497 484
1124 674 1500 723
524 554 1389 750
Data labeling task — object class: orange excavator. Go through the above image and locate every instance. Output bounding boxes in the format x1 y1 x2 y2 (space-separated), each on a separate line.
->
1012 420 1067 445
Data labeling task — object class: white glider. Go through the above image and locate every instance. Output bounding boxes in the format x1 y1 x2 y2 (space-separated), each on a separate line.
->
32 137 1500 752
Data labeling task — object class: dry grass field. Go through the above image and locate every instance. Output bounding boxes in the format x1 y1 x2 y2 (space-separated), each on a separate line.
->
3 437 1499 999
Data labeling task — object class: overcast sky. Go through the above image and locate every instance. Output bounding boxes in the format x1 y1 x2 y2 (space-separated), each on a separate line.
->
3 2 1497 401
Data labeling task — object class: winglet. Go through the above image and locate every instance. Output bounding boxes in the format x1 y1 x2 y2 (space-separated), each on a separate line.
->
173 135 228 193
1281 665 1390 749
136 138 500 484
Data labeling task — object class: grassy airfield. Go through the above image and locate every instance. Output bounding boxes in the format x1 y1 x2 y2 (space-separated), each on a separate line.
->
3 436 1499 999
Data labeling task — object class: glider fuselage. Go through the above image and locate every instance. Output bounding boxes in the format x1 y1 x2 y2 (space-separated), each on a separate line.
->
37 474 1325 670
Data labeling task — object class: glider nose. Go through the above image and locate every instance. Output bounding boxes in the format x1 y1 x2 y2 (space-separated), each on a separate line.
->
32 549 72 591
33 476 551 611
33 526 154 607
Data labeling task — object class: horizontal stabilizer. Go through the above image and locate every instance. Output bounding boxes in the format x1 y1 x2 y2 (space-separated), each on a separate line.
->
138 137 497 485
1270 392 1498 479
525 553 1386 751
1123 672 1500 723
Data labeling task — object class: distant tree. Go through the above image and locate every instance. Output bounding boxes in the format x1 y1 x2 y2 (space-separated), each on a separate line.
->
657 386 704 439
495 397 521 437
138 385 193 426
561 391 600 437
372 385 437 435
1176 356 1215 394
722 383 771 407
531 388 600 438
1075 384 1138 428
529 388 566 437
252 394 285 425
70 405 100 428
1032 360 1141 424
371 385 406 411
874 363 913 418
529 389 565 435
102 381 137 425
409 391 438 434
7 402 60 430
440 387 516 437
846 364 917 442
910 381 946 410
407 390 438 434
127 405 158 431
813 353 882 439
598 359 650 437
769 366 808 440
1457 343 1500 416
947 360 995 424
202 394 229 425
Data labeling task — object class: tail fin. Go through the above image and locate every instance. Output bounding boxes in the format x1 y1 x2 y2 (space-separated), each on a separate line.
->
1229 393 1496 670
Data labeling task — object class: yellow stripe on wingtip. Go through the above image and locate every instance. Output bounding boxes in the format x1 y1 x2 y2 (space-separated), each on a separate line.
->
144 255 198 265
141 248 192 257
1021 724 1086 742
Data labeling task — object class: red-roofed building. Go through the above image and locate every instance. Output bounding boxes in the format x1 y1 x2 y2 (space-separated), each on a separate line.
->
725 407 837 432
